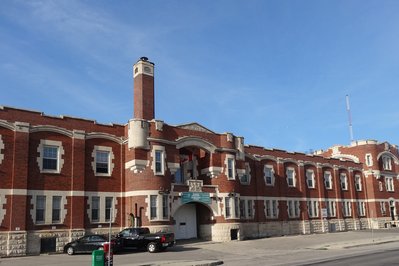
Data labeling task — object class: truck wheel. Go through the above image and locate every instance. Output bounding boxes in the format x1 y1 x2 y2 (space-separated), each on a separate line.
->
67 247 75 255
147 242 158 253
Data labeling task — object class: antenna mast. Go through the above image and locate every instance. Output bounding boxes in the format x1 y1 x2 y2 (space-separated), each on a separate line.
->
346 95 354 142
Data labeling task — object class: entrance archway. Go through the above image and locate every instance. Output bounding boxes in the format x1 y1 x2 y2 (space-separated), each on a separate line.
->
173 202 214 240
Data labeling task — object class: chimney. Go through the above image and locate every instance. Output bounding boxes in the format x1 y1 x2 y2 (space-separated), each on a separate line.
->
133 57 155 120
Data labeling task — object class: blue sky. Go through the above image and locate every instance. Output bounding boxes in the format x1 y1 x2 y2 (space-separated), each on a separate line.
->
1 0 399 152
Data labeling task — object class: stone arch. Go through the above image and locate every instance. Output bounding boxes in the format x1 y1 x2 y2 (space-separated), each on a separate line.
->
175 136 217 154
377 151 399 165
30 125 73 138
331 154 359 163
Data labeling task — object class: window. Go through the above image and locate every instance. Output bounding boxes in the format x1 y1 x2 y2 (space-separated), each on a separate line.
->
307 200 319 218
325 200 336 217
385 176 394 192
225 197 231 218
150 195 157 219
162 195 169 219
0 135 4 165
287 200 300 218
234 197 239 218
380 201 387 215
264 165 275 186
43 145 58 170
52 196 62 223
357 201 366 216
286 167 296 187
240 163 250 184
342 201 352 217
265 200 278 218
365 154 373 166
91 197 99 222
155 150 163 174
355 175 362 191
383 155 392 170
227 158 235 180
37 140 64 173
152 146 165 175
36 196 46 224
96 151 109 174
105 197 113 222
239 199 245 219
379 181 383 192
324 171 332 189
247 200 253 218
340 173 348 190
306 169 315 189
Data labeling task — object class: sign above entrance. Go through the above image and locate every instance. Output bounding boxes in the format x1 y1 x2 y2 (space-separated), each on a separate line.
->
181 192 211 204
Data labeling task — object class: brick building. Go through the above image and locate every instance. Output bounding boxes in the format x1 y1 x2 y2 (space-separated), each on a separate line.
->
0 57 398 256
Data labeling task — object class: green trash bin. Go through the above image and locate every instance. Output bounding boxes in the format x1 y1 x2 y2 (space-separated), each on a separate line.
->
92 249 104 266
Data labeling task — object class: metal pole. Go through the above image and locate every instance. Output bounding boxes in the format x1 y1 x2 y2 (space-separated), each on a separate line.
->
108 204 112 266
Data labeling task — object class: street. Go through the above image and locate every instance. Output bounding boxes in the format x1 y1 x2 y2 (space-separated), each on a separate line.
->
1 230 399 266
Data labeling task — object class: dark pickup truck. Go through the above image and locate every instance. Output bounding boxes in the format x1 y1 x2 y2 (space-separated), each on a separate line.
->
114 227 175 253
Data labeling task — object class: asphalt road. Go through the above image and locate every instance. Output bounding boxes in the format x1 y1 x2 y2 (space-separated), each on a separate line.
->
302 248 399 266
2 230 399 266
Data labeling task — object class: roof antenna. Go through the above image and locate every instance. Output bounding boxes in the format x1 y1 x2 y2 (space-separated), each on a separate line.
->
346 95 354 143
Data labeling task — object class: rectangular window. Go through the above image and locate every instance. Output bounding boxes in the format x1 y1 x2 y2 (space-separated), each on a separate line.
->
162 195 168 219
380 201 386 215
307 200 319 218
357 201 366 216
288 200 293 218
155 150 163 174
326 200 336 217
227 158 235 179
264 166 274 186
343 201 352 217
239 199 245 219
105 197 113 222
383 156 392 170
266 200 278 218
324 171 332 189
355 175 362 191
36 196 46 223
365 154 372 166
247 200 253 218
240 163 250 184
287 168 295 187
92 197 99 222
294 201 300 217
150 195 157 219
272 200 278 218
306 170 315 188
340 173 348 190
386 177 394 192
43 145 58 170
52 196 61 223
96 151 109 174
225 197 231 218
234 197 239 218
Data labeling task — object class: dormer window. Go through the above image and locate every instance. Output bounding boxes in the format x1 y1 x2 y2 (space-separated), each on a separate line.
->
382 155 392 171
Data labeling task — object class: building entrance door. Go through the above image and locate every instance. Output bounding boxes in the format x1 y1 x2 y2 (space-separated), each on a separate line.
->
174 204 197 240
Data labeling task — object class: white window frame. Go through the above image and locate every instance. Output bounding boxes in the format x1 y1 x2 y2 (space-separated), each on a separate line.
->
225 196 239 219
52 196 62 223
380 201 387 216
340 173 348 191
105 197 113 222
148 194 170 221
151 145 166 176
0 135 4 165
91 146 115 177
265 199 279 219
383 155 393 171
264 165 275 186
342 201 352 217
287 200 300 218
355 175 362 191
325 200 336 217
37 139 65 174
365 153 373 167
324 171 333 189
307 200 319 218
357 201 366 217
87 195 117 223
239 162 251 184
150 195 158 220
385 176 395 192
225 155 236 180
306 169 316 189
162 194 169 219
286 167 296 187
36 195 46 224
30 193 67 225
91 196 100 222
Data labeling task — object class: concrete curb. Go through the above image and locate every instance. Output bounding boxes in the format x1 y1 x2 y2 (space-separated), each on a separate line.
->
126 260 224 266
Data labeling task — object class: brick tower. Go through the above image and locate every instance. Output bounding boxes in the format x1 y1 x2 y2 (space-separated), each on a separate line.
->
133 57 155 120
